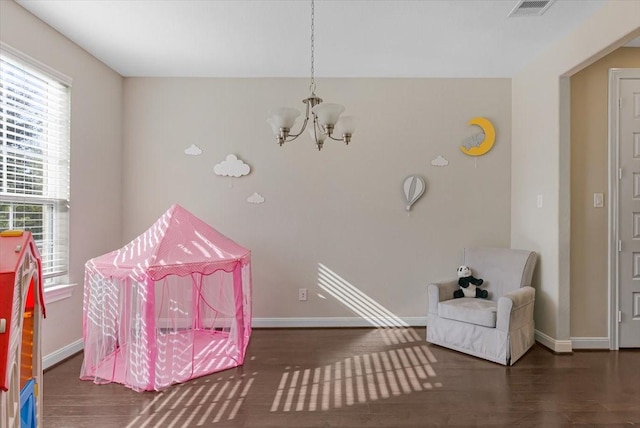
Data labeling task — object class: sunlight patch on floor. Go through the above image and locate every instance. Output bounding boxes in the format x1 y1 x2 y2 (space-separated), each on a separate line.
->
124 371 256 427
378 326 423 345
270 342 441 413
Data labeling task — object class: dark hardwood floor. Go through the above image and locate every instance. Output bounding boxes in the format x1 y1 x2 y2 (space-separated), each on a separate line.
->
43 328 640 427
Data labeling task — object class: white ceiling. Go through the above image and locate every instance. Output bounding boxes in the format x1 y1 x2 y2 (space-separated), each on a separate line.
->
15 0 616 78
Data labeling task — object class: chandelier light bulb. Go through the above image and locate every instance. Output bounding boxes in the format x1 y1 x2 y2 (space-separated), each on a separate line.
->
266 118 279 136
268 107 300 129
311 103 345 128
335 115 356 144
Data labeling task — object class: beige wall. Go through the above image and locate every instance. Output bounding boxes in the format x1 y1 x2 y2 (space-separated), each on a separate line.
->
570 47 640 338
122 77 512 322
512 0 640 349
1 0 512 355
6 0 634 356
0 1 123 358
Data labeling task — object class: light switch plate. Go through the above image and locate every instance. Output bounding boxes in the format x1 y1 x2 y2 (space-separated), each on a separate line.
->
593 193 604 208
536 194 543 208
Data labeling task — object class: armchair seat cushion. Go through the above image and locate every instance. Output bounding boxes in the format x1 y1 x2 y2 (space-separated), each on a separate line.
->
438 298 497 328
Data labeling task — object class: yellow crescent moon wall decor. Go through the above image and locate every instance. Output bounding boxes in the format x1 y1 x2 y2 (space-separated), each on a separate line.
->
460 117 496 156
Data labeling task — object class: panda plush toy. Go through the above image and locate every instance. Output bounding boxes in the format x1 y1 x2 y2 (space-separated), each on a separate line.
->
454 265 488 299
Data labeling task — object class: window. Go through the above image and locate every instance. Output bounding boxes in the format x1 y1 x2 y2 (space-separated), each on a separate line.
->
0 44 71 285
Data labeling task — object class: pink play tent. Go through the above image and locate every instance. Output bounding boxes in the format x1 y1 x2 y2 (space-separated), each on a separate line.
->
80 204 252 391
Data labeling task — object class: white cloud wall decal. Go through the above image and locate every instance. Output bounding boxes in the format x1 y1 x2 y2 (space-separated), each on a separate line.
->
431 155 449 167
184 144 203 156
214 154 251 177
247 192 265 204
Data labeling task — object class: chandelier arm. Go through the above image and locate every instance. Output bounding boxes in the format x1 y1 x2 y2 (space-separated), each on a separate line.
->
283 118 310 142
311 116 321 140
326 134 345 142
283 100 312 141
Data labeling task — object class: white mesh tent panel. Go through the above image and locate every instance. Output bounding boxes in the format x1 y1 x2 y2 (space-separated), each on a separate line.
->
80 205 251 392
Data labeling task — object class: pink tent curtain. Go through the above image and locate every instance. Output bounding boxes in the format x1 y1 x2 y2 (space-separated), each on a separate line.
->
80 204 252 391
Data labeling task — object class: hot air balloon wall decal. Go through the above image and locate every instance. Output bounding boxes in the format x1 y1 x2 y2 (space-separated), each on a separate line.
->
402 175 426 212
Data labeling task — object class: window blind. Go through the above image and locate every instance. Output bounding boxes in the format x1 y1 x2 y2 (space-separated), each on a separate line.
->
0 46 71 282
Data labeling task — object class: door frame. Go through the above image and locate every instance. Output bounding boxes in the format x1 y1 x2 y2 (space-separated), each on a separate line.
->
608 68 640 350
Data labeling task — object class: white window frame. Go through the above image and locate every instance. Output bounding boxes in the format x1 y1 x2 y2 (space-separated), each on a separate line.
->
0 43 71 290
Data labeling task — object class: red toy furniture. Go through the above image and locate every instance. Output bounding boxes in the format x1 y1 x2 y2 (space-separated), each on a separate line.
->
0 231 45 428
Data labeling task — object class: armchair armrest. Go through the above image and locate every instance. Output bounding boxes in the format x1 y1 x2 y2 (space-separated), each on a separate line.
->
427 279 458 314
496 286 535 332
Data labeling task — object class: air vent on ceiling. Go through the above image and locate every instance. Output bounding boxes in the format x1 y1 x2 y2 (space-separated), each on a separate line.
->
508 0 556 17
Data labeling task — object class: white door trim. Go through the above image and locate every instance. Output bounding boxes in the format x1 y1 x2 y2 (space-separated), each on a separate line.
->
608 68 640 350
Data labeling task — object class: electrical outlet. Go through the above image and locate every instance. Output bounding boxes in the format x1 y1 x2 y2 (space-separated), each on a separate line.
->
298 288 308 301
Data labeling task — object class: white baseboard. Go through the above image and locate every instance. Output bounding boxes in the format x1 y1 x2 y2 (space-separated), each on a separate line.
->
252 317 427 328
570 336 610 349
42 325 601 369
535 329 572 353
43 338 83 370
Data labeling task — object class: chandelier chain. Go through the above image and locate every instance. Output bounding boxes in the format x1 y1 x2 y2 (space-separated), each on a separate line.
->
309 0 316 93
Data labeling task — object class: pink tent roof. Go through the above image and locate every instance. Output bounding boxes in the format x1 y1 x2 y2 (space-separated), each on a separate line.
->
88 204 250 281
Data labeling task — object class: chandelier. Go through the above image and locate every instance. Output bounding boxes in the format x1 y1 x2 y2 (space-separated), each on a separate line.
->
267 0 355 151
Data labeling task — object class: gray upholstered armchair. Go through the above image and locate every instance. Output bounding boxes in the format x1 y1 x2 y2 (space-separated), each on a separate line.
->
427 247 537 365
